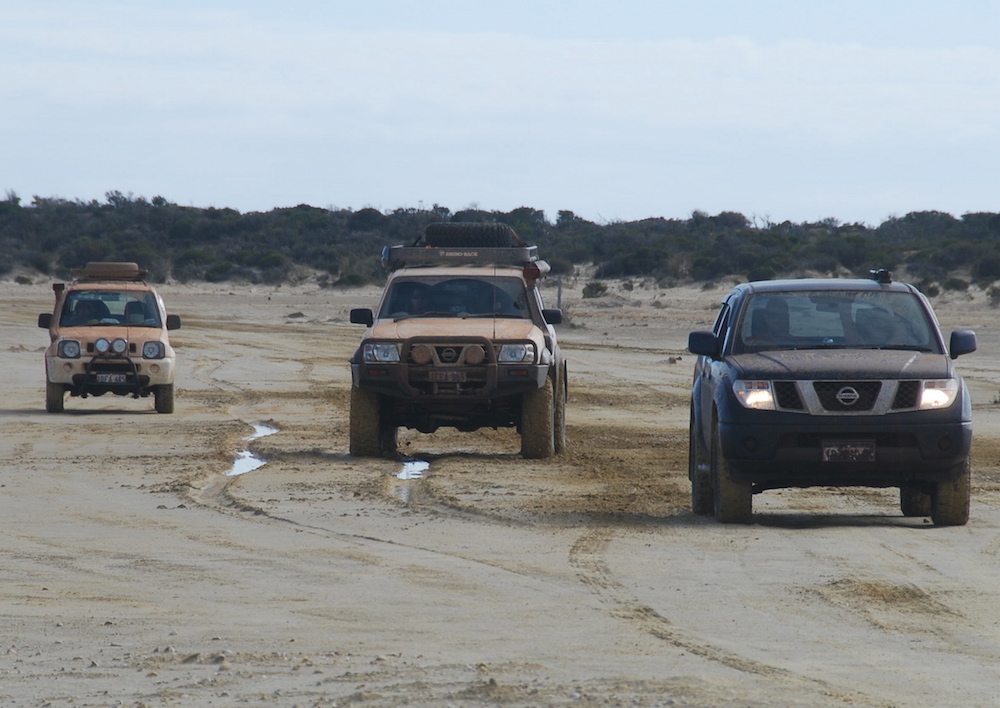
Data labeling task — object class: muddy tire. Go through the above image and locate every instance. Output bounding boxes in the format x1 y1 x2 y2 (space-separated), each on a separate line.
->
380 423 399 457
45 381 65 413
711 420 752 524
553 367 567 454
350 387 384 457
154 384 175 414
521 378 555 459
931 457 971 527
424 222 519 248
689 405 712 515
900 485 932 517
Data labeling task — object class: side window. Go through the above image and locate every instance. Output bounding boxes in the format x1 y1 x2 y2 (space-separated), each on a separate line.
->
711 303 730 336
711 302 732 354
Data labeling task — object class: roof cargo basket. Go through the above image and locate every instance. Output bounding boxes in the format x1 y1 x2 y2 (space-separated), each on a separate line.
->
72 262 148 282
381 222 548 272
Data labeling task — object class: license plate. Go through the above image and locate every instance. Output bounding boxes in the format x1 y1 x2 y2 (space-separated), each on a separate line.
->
822 440 876 462
96 373 127 384
429 370 466 383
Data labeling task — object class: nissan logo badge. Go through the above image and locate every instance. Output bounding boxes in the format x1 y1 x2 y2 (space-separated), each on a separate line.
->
836 386 860 406
440 347 458 363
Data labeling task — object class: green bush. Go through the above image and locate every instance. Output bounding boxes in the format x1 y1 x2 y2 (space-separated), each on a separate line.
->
582 281 608 298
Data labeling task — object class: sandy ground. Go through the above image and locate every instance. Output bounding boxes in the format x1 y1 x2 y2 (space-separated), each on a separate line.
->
3 273 1000 707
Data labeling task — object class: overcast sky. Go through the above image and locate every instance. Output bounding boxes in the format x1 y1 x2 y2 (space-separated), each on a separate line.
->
3 1 998 226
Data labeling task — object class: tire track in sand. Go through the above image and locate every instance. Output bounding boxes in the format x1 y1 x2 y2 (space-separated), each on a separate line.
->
568 527 873 705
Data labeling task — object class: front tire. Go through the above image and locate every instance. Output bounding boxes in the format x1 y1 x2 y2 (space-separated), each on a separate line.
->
689 404 712 515
521 378 555 459
154 384 175 414
711 420 752 524
931 457 971 527
900 485 931 517
553 368 568 455
45 381 65 413
350 387 383 457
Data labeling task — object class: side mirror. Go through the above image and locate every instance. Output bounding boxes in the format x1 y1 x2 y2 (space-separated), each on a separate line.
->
949 329 977 359
688 330 720 358
350 308 374 327
166 314 182 331
38 313 52 329
542 308 562 325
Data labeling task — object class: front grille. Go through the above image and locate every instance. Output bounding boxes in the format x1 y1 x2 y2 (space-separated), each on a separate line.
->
774 381 804 410
892 380 920 409
813 381 882 411
89 361 136 373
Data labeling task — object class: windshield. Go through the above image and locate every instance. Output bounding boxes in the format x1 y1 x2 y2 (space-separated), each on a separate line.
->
60 290 163 327
379 276 530 320
734 290 940 354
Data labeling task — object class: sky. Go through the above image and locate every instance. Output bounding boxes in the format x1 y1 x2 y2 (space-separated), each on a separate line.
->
3 1 999 226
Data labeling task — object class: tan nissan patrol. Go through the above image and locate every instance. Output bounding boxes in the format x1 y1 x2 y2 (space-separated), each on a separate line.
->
37 262 181 413
349 223 567 459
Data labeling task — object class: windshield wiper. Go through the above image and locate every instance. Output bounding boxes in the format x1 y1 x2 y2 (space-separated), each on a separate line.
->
870 344 934 352
393 311 457 321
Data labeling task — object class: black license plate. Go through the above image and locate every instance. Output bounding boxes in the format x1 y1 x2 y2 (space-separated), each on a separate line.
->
429 370 466 383
96 373 128 384
822 440 876 462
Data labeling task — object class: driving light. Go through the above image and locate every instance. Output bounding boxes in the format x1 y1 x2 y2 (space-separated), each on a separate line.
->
919 379 959 410
410 344 434 365
733 380 776 410
111 338 128 354
95 338 110 353
58 340 81 358
363 342 400 362
143 341 165 359
498 343 534 363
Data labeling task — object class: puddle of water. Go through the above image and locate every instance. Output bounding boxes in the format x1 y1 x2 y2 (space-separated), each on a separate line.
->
397 460 430 480
391 460 431 503
227 423 279 476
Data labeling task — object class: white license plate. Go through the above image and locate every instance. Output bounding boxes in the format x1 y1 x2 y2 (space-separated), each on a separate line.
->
429 370 466 383
822 440 876 462
96 373 128 384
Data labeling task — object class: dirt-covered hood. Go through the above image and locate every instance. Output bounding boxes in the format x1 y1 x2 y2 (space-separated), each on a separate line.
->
367 317 542 342
728 349 952 380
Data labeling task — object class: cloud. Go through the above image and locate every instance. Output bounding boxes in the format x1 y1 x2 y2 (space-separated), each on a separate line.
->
2 3 998 223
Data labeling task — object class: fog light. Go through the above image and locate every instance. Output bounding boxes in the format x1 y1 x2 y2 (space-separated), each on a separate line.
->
743 437 759 452
465 345 485 365
411 345 433 365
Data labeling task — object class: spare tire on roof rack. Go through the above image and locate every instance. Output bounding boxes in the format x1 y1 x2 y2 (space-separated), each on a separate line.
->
423 222 523 248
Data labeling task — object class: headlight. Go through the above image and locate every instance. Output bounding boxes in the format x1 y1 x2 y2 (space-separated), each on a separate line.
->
919 379 959 410
95 338 110 353
363 342 400 362
498 343 535 363
142 341 165 359
733 380 776 410
111 338 128 354
58 340 81 358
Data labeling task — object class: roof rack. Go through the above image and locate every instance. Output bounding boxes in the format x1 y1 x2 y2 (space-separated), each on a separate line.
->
381 245 541 271
72 262 148 282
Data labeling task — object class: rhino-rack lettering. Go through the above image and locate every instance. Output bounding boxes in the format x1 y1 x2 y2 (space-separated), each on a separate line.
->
381 245 540 270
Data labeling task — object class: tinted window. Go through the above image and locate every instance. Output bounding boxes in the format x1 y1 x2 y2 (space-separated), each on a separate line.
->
734 291 939 353
379 276 529 319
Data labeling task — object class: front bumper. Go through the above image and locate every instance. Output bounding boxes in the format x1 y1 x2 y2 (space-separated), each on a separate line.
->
46 353 175 394
719 414 972 489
